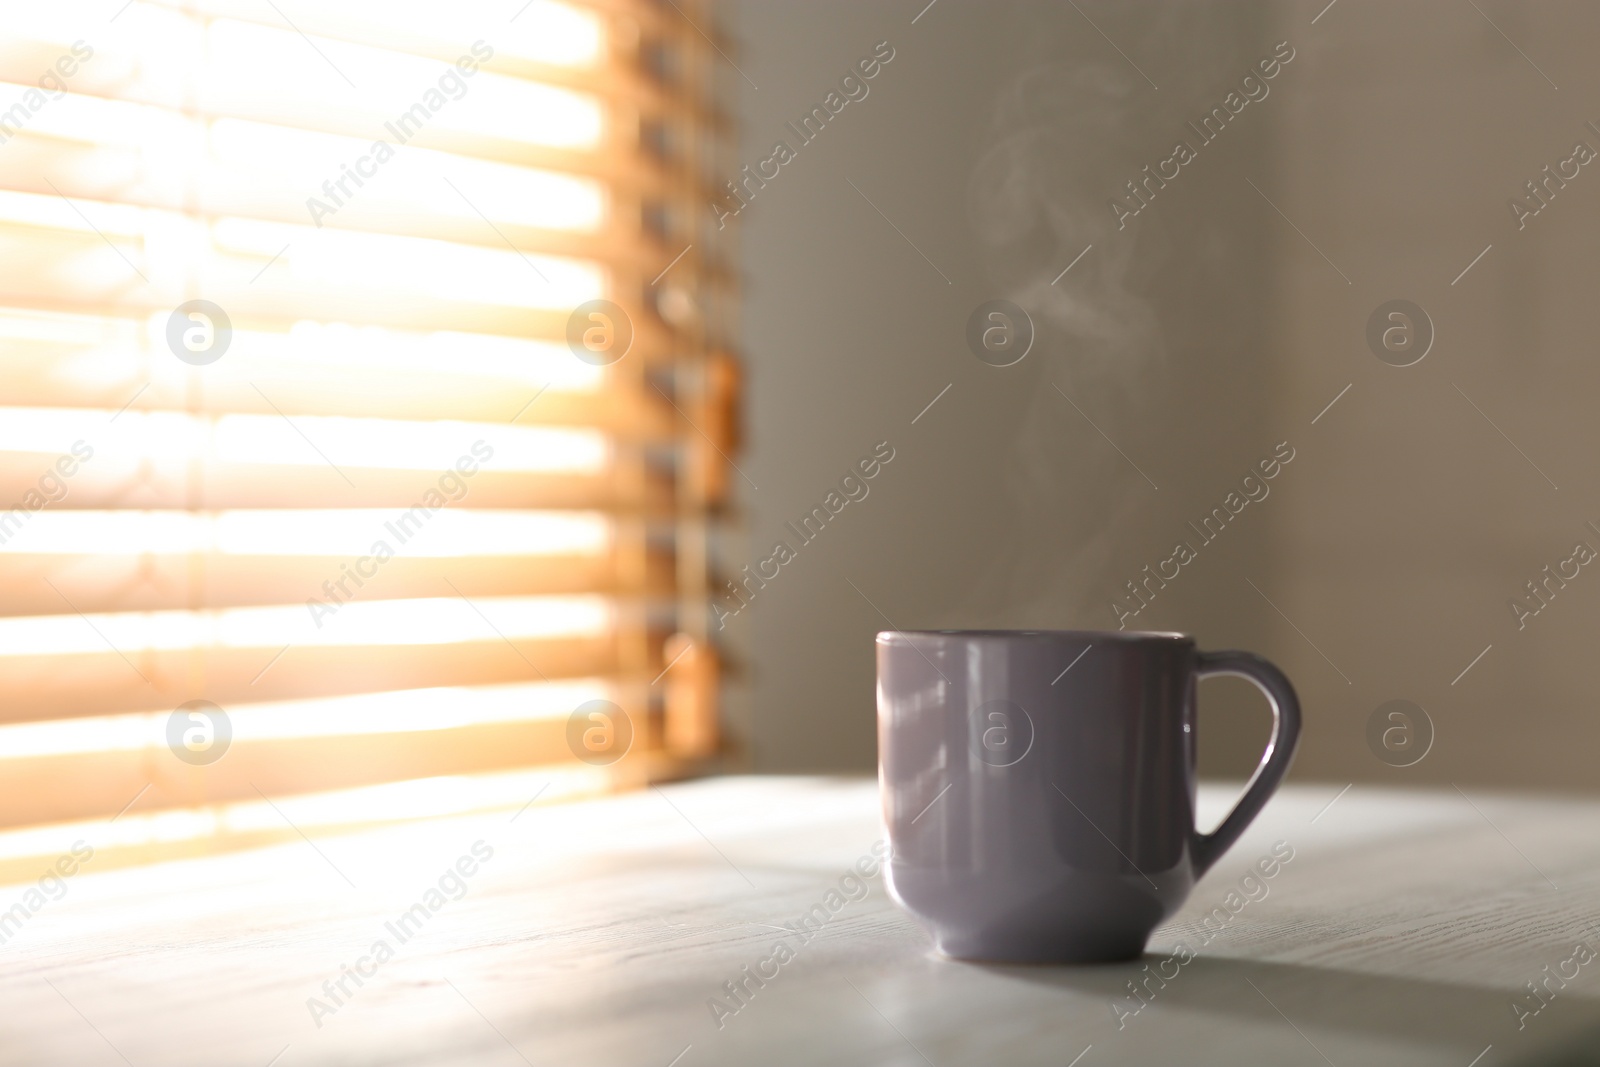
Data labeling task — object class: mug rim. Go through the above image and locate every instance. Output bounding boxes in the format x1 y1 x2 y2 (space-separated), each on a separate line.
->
877 628 1191 642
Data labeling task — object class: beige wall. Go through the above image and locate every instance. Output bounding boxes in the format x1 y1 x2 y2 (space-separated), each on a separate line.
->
1268 1 1600 789
729 1 1600 791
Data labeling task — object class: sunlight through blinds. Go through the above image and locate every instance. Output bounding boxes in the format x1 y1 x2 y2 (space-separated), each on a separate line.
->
0 0 737 874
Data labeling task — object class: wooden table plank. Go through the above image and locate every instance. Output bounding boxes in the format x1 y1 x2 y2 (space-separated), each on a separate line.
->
1 777 1597 1066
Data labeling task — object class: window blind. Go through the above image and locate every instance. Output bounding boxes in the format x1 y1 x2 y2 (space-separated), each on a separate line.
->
0 0 734 878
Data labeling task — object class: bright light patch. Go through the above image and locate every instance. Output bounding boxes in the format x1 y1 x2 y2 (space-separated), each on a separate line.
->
18 94 606 232
10 2 605 69
0 188 148 239
0 309 604 396
0 680 610 759
199 18 604 149
214 218 603 310
209 117 607 230
0 763 616 862
0 595 611 656
0 509 610 557
0 408 609 474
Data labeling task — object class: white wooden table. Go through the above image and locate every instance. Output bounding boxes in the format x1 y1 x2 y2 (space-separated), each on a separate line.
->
2 776 1599 1066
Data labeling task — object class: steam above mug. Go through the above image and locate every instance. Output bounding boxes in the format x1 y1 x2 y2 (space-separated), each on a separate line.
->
877 629 1301 964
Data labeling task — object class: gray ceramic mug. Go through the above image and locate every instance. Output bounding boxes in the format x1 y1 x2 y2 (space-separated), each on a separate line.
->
878 629 1300 963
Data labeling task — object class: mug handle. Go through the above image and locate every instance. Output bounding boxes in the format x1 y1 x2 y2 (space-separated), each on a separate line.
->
1189 650 1302 878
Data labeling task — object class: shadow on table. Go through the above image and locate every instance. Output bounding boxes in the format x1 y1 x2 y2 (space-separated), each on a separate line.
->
978 955 1600 1065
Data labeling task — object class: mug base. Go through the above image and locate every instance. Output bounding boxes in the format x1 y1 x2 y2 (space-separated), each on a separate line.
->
933 930 1149 965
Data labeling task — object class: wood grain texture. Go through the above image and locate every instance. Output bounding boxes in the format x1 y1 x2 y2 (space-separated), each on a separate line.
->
1 777 1598 1066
